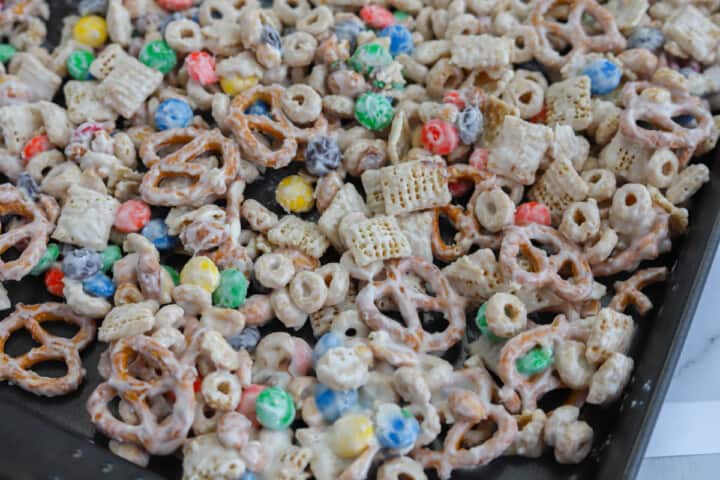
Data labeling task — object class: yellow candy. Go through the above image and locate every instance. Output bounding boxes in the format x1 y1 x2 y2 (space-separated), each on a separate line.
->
180 256 220 293
73 15 108 48
220 75 259 96
330 414 375 459
276 175 314 213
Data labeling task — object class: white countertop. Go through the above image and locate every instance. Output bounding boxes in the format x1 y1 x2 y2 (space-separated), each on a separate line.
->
638 248 720 478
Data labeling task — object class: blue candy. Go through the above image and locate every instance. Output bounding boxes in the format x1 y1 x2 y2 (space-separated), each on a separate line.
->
240 472 257 480
155 98 193 131
245 100 271 116
141 218 178 250
78 0 108 15
16 172 39 201
260 25 282 51
314 383 358 422
83 272 116 298
457 106 484 145
305 136 341 176
227 327 262 351
378 24 414 56
313 331 343 364
333 20 364 52
161 12 187 36
375 403 420 450
62 248 103 280
627 27 664 52
582 59 622 95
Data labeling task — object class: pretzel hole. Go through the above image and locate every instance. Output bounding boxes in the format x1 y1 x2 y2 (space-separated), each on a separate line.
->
0 246 21 262
40 320 81 340
529 239 559 256
27 358 68 378
461 419 496 447
420 310 449 334
537 386 572 411
4 327 41 358
557 260 578 281
438 212 461 246
546 34 570 55
158 174 193 189
580 12 603 36
517 248 540 273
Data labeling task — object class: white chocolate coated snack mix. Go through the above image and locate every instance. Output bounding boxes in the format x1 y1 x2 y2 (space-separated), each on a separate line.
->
0 0 718 478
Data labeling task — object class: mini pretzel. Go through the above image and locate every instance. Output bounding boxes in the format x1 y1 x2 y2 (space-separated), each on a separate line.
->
204 181 253 275
592 211 671 277
499 223 593 302
609 267 667 315
140 128 240 206
227 84 327 169
414 389 517 480
0 184 54 281
0 303 95 397
432 165 501 262
530 0 626 68
356 257 466 353
139 127 205 168
86 334 196 455
619 82 713 156
497 316 588 410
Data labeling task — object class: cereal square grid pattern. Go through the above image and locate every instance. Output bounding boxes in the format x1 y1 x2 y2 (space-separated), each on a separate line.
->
318 183 369 249
97 55 163 119
546 75 593 131
267 215 330 259
64 81 118 125
347 215 412 266
488 116 554 185
52 185 120 251
380 161 451 215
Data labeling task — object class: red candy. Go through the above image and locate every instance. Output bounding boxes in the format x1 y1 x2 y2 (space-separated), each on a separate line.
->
360 5 395 29
449 180 473 197
468 147 489 170
193 376 203 393
514 202 551 226
157 0 193 11
421 119 459 155
530 104 547 124
114 199 151 233
22 134 51 162
443 90 465 109
185 51 218 86
45 267 64 297
237 384 267 427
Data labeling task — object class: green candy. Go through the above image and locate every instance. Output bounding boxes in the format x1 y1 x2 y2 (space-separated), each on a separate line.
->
139 40 177 74
393 11 410 21
162 264 180 286
30 243 60 276
348 43 392 76
355 92 394 131
475 304 502 343
212 268 248 308
516 346 554 376
0 44 17 63
100 245 122 273
255 386 295 430
67 50 95 80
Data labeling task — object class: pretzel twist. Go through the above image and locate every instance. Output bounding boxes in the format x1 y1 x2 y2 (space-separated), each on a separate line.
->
497 316 589 410
432 165 501 262
592 211 671 277
530 0 626 68
620 82 713 156
0 303 95 396
0 184 55 281
227 85 327 169
356 257 466 353
86 334 196 455
500 223 594 302
140 128 240 206
413 369 518 480
609 267 667 315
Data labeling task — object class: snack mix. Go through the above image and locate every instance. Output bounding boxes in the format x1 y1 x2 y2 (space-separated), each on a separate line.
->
0 0 718 478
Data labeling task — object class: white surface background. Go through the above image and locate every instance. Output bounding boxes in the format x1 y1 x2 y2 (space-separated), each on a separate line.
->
638 250 720 478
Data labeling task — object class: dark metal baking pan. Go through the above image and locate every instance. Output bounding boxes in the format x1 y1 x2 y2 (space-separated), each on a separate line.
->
2 1 720 479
